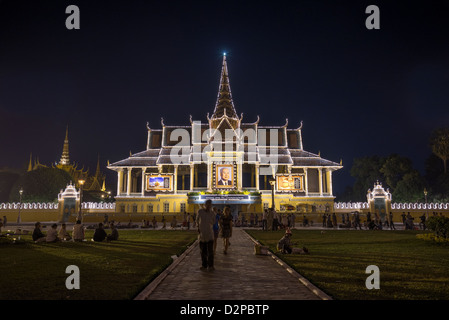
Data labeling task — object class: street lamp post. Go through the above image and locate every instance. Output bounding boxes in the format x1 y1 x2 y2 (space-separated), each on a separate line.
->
17 188 23 224
424 188 428 218
269 179 276 210
78 179 85 222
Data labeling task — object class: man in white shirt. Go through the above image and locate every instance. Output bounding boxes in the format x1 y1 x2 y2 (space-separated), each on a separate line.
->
196 200 216 271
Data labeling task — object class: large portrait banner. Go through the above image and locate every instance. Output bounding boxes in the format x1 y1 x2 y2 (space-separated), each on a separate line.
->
215 164 234 189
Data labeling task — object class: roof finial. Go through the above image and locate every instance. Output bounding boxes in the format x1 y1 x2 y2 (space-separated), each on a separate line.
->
59 126 70 166
211 53 238 120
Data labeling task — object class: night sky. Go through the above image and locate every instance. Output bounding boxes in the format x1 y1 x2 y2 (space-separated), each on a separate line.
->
1 0 449 195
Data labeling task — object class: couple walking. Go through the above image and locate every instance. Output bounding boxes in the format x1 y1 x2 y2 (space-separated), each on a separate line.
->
196 200 233 271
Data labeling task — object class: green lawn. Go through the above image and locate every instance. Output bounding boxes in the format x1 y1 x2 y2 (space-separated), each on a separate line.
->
0 230 197 300
246 229 449 300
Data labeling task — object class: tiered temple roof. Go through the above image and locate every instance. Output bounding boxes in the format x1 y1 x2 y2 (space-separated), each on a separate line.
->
109 54 341 170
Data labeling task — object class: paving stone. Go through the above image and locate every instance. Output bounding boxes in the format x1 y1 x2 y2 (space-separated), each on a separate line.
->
138 229 327 300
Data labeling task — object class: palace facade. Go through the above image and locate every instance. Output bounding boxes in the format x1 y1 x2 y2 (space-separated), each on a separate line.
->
108 54 342 216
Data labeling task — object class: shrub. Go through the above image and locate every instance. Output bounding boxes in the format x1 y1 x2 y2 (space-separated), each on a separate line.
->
426 216 449 239
416 233 449 244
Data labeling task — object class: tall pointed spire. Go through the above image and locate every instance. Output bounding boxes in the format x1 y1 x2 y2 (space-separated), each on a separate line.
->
59 126 70 166
212 53 238 119
27 153 33 172
95 154 101 178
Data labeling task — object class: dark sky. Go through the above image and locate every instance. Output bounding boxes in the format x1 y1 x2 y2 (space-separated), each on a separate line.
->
1 0 449 195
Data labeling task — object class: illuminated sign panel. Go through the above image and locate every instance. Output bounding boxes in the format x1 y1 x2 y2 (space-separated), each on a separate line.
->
276 175 304 192
145 174 173 191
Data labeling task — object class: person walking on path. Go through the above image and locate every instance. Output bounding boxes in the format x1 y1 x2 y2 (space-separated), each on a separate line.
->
219 205 233 255
291 213 296 229
262 209 268 231
354 212 362 230
162 215 167 230
171 215 177 229
267 208 274 231
401 212 407 229
272 209 279 231
196 200 215 271
419 213 426 230
332 212 337 229
187 213 191 230
213 208 221 254
389 212 396 230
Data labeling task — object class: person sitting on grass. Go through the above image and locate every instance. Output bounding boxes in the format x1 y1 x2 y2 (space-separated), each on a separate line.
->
58 223 72 241
93 223 107 242
32 222 47 243
107 223 119 242
46 223 60 243
72 220 85 242
278 229 293 254
277 228 310 254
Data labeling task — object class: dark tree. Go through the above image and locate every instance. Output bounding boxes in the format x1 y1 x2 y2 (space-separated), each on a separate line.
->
0 170 20 203
350 155 385 201
429 127 449 174
425 154 449 202
9 167 72 203
380 154 414 190
393 171 426 203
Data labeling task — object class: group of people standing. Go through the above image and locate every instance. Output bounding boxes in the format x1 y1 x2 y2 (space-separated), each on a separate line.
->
261 208 296 231
32 220 119 243
196 200 233 271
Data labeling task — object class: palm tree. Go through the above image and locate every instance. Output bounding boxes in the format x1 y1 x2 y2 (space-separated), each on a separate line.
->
430 128 449 174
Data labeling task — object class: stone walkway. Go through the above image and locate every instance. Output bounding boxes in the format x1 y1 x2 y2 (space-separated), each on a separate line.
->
135 229 330 300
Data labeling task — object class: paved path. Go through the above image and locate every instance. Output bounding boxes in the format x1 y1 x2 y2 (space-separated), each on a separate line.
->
136 229 329 300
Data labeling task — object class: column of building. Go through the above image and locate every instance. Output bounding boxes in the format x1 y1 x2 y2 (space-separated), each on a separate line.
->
127 168 132 196
117 169 123 196
190 164 194 191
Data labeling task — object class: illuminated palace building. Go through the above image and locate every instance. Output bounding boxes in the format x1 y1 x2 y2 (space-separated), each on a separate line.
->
108 54 342 216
